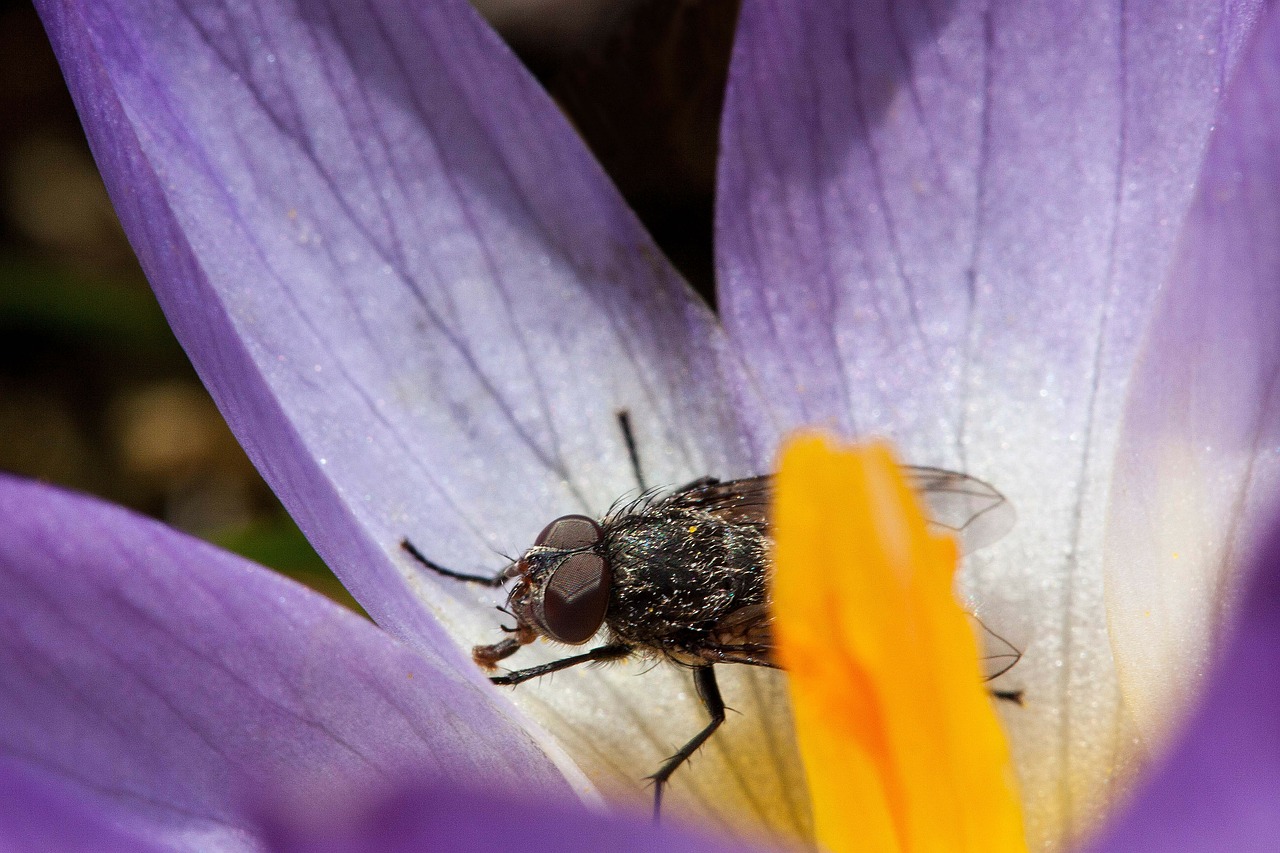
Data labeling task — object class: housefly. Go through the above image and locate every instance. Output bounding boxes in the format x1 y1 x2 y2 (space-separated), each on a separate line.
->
401 414 1020 817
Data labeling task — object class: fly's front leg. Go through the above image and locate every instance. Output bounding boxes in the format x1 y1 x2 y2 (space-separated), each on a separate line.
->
400 538 508 587
490 644 633 686
649 665 725 821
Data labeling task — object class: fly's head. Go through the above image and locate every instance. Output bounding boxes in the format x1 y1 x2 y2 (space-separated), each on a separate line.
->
471 514 613 669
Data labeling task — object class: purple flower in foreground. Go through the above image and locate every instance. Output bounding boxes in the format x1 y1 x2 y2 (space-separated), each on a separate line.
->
0 482 745 852
9 0 1280 849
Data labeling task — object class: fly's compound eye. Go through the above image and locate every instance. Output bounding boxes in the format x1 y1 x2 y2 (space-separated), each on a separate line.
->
534 514 603 550
535 551 612 644
529 515 608 643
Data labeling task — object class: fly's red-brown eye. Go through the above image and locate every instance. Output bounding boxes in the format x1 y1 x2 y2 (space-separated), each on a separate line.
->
538 552 611 644
534 514 602 550
530 515 609 644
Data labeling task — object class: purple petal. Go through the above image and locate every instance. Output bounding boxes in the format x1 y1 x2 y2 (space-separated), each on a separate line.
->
1105 0 1280 759
37 0 749 652
36 0 796 831
0 474 573 851
0 759 167 853
718 0 1261 845
716 1 1264 845
260 778 775 853
1092 506 1280 850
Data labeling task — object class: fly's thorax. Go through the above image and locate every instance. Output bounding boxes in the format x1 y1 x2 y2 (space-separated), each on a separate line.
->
601 508 769 649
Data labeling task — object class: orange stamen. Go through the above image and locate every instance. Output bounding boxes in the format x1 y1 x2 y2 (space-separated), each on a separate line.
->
771 435 1026 852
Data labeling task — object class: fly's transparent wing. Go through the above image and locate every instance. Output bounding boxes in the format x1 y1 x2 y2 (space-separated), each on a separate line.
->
665 468 1014 555
665 469 1021 679
661 475 772 526
905 466 1016 554
971 614 1024 681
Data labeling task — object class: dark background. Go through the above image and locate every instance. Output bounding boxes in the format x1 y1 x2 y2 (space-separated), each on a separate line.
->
0 0 738 611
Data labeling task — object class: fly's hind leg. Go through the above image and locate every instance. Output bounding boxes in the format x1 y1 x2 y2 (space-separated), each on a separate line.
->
616 409 647 492
649 665 726 821
617 408 720 498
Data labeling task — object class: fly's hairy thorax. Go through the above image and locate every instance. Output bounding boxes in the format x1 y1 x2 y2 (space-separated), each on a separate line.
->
602 507 769 658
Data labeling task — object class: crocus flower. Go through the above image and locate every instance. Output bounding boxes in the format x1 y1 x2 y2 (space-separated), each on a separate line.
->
14 0 1280 849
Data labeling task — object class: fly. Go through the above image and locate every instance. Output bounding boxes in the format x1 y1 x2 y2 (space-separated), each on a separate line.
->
401 412 1022 817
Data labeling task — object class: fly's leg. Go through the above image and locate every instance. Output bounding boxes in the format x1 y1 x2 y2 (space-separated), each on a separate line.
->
617 409 722 497
400 538 506 587
650 665 725 821
991 689 1024 705
616 409 647 492
490 644 634 686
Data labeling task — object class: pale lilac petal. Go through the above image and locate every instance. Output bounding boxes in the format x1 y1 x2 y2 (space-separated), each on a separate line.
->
1092 506 1280 851
261 778 775 853
37 0 749 651
37 0 794 831
0 759 166 853
1105 2 1280 757
0 474 572 851
717 0 1260 844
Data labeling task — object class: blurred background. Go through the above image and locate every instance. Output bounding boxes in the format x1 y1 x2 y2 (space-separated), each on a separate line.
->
0 0 739 611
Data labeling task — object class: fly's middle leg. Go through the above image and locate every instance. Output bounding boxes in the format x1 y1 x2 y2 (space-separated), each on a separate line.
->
649 665 726 821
